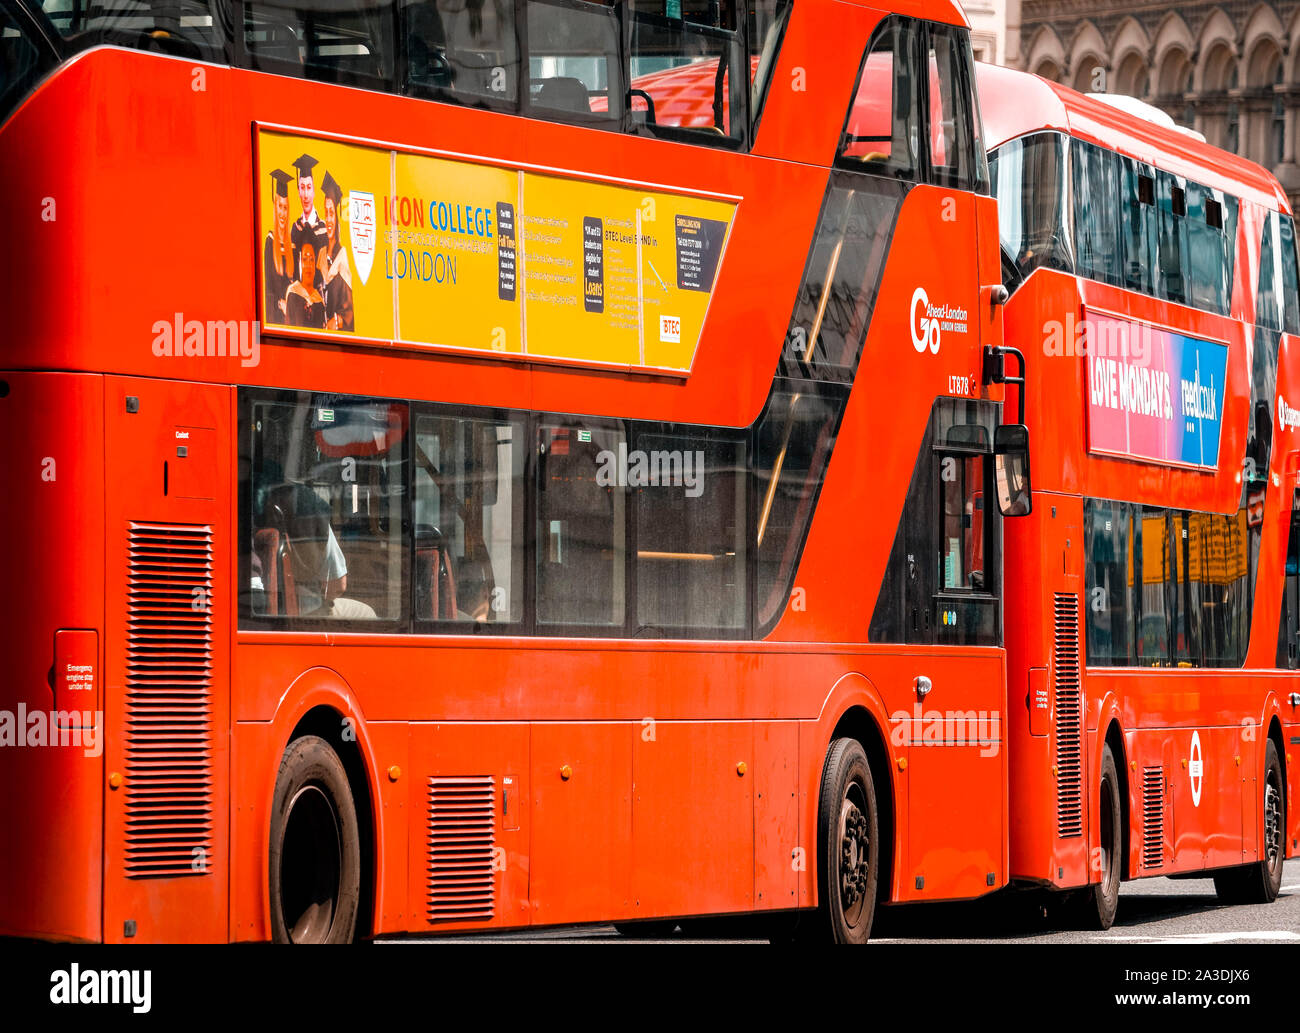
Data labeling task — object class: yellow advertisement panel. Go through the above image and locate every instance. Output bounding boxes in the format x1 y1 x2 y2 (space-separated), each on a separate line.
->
393 154 522 355
255 128 735 373
257 130 393 340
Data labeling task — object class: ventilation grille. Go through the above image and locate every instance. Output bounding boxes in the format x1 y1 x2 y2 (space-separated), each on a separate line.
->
428 777 496 921
1142 766 1165 870
124 522 215 878
1053 593 1083 839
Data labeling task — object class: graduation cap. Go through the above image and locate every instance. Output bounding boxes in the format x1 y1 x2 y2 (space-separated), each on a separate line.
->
269 168 293 198
320 171 343 207
292 153 319 180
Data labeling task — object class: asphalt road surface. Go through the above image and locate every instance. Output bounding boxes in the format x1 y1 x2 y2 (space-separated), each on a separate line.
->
388 858 1300 944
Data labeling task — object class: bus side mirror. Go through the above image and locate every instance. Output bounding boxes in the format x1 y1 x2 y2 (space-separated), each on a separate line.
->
994 424 1031 517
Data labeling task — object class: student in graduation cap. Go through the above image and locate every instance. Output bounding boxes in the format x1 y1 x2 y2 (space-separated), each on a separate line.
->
290 153 329 283
320 171 355 332
263 168 294 322
285 238 326 329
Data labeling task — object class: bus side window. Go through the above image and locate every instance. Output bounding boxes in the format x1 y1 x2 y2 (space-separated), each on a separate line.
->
524 0 622 126
625 0 746 147
1156 170 1189 305
413 411 525 625
924 22 984 193
1071 140 1121 288
245 0 398 89
1279 214 1300 334
836 16 920 179
536 420 627 628
242 392 408 625
747 0 792 136
401 0 521 104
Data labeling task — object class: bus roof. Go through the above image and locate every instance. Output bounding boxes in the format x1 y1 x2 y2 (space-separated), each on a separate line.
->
975 61 1291 213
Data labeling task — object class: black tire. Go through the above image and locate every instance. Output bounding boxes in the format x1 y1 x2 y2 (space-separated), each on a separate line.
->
1214 739 1286 905
804 738 879 943
1076 746 1122 930
269 735 361 943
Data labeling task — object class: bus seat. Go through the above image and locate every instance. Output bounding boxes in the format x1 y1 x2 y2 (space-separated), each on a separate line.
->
253 528 282 615
415 525 458 620
535 76 591 114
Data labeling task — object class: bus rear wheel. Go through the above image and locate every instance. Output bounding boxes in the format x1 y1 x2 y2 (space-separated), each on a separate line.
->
1214 739 1286 905
1075 745 1122 930
269 735 361 943
806 737 879 943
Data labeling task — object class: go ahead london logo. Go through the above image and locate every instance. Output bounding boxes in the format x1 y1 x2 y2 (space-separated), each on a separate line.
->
910 287 970 354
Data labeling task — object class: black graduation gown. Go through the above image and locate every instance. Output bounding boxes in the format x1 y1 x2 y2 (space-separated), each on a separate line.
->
323 244 355 332
263 234 291 323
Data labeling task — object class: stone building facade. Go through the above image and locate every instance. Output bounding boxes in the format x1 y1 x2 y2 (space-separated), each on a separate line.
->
1017 1 1300 200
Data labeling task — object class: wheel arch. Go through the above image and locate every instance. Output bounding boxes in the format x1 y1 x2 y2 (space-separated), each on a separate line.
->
266 667 383 939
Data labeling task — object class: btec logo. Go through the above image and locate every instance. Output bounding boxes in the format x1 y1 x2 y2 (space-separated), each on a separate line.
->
910 286 940 354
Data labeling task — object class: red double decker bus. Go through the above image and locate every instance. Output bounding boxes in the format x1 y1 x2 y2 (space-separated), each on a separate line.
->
0 0 1029 942
978 62 1299 928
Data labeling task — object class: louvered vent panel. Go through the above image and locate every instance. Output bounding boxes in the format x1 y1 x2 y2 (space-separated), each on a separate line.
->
1142 767 1165 870
428 777 496 921
1053 593 1084 839
124 523 215 878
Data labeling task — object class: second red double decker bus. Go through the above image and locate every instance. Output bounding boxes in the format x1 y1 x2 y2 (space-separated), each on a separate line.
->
0 0 1028 942
979 62 1299 928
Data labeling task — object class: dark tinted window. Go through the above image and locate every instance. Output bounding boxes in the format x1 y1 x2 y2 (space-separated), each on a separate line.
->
988 132 1072 286
1084 498 1257 668
925 21 983 192
413 410 525 624
1155 170 1188 305
870 398 1000 647
243 392 409 624
401 0 520 104
536 419 626 627
747 0 790 134
0 1 53 122
1120 156 1157 295
779 173 905 381
1280 214 1300 333
525 0 621 126
633 429 746 633
754 383 844 631
837 16 919 180
1071 140 1121 287
245 0 397 88
626 0 746 147
1184 181 1236 314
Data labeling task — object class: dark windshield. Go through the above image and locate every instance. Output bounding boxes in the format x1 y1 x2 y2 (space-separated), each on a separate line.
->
1 0 58 121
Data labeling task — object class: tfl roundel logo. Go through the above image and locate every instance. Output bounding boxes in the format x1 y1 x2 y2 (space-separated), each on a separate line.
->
911 287 940 354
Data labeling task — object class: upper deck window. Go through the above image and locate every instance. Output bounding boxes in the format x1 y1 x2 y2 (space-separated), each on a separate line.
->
747 0 790 136
402 0 520 105
624 0 746 147
245 0 397 89
997 133 1240 315
12 0 798 152
836 16 919 180
525 0 621 127
924 22 985 193
987 131 1072 286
